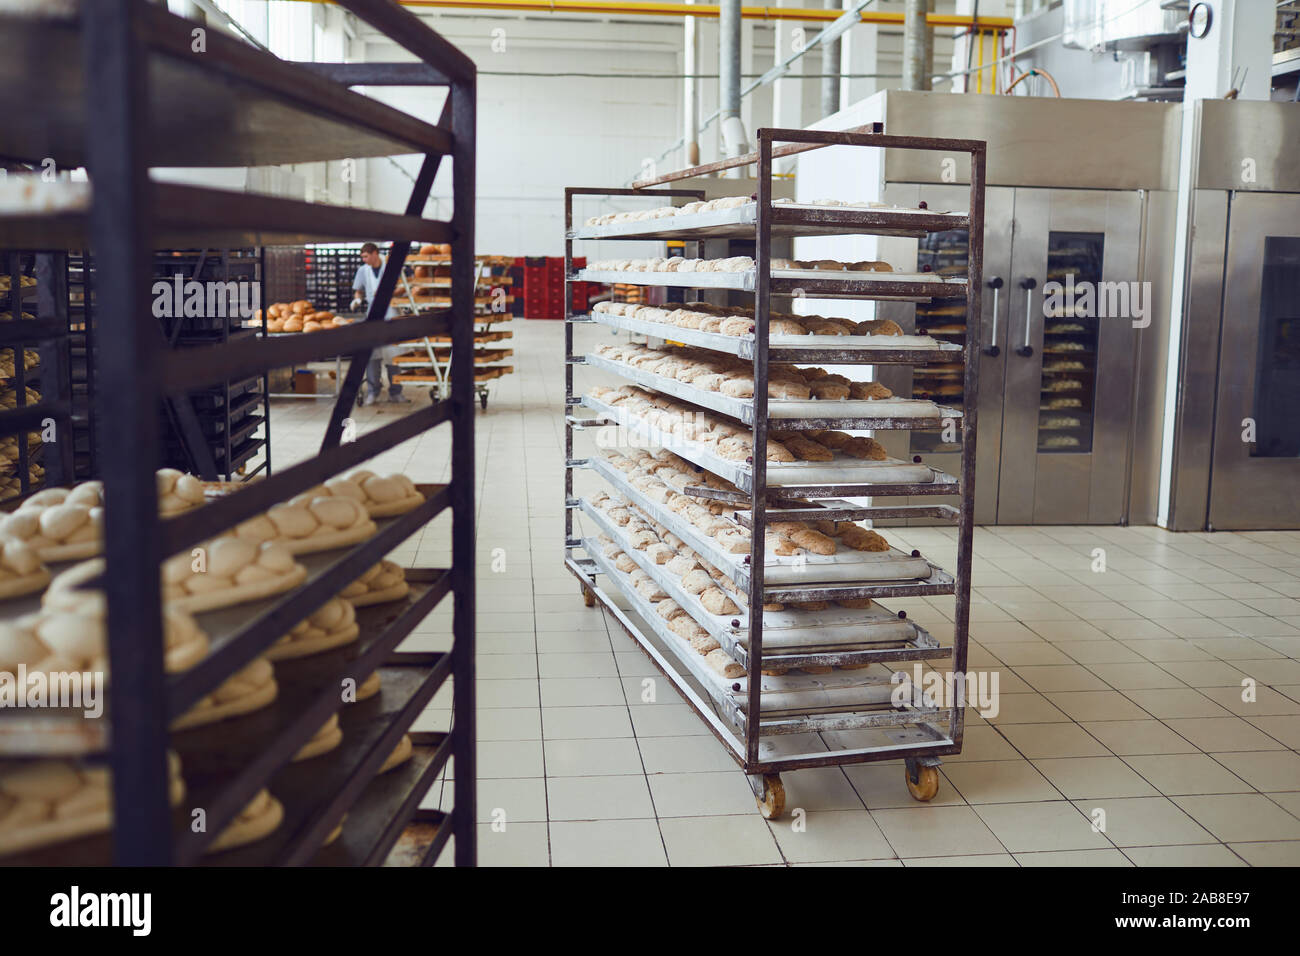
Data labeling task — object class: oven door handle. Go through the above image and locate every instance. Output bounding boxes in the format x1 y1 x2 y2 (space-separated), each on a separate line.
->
983 276 1003 357
1015 276 1037 357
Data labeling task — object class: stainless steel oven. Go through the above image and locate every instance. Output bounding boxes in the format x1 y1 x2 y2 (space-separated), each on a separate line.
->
1160 101 1300 531
798 91 1177 525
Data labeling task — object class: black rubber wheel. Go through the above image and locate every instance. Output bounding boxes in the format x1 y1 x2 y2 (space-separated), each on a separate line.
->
479 392 489 410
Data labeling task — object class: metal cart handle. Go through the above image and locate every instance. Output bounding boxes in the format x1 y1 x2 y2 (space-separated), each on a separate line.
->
983 276 1003 357
1016 276 1037 357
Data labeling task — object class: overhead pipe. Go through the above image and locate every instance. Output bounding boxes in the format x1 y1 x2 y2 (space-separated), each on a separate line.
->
820 0 840 117
719 0 749 168
278 0 1012 29
684 0 699 165
902 0 931 91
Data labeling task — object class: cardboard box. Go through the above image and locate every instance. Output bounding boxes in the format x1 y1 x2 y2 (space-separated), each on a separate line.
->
294 370 317 394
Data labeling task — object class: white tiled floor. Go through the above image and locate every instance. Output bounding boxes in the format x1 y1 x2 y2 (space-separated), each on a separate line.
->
270 319 1300 867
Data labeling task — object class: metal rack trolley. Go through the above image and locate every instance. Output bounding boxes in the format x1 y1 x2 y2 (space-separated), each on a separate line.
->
392 256 514 407
563 127 985 814
0 0 476 865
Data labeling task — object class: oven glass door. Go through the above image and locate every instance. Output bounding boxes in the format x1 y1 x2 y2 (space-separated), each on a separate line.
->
1208 193 1300 529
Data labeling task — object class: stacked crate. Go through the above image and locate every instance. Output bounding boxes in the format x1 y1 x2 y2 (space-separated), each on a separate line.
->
519 256 588 319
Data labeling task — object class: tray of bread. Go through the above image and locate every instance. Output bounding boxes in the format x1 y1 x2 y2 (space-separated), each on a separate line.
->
587 449 934 585
582 386 940 489
585 342 953 424
583 540 933 720
589 300 954 353
579 256 964 297
573 196 966 241
580 495 932 649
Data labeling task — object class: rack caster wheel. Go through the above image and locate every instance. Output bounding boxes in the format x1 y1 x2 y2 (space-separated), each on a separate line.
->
755 774 785 820
905 762 940 802
581 584 596 607
479 392 488 410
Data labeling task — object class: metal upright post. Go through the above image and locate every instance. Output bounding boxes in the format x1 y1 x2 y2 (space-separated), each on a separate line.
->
82 0 171 865
747 132 773 766
564 192 575 549
450 73 478 867
951 142 985 746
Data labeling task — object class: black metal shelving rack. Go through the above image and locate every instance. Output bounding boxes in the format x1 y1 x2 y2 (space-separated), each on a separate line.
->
564 128 985 814
0 249 74 500
0 0 477 866
304 244 366 315
66 250 96 478
153 247 270 481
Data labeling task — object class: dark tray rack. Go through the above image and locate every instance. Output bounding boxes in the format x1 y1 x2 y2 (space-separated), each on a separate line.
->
0 0 477 867
0 249 75 500
563 127 985 808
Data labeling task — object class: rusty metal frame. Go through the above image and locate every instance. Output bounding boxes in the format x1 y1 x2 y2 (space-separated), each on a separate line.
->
563 127 985 778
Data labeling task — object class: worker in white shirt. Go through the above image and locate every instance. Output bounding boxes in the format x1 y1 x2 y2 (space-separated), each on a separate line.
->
349 242 411 405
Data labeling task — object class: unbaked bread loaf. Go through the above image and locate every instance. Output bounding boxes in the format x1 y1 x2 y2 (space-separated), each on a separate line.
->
0 537 49 600
229 495 377 555
293 713 343 762
266 598 360 661
0 753 185 858
319 470 425 518
338 559 409 606
205 788 283 854
157 468 206 516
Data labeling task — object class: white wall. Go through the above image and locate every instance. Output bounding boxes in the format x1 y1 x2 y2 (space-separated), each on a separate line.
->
354 13 867 255
359 16 683 256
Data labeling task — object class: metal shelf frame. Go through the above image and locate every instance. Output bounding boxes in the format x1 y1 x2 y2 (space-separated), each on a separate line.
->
0 250 75 501
0 0 478 867
563 126 985 793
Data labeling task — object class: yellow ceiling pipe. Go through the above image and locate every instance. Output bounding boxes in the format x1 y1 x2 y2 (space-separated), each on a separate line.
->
291 0 1012 28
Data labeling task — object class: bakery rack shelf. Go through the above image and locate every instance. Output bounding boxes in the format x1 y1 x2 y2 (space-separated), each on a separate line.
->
575 267 967 301
563 127 984 811
569 199 969 242
0 180 454 251
0 0 477 867
313 734 453 866
570 546 955 774
581 307 962 364
0 2 464 170
577 499 950 670
571 393 960 499
580 351 962 430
